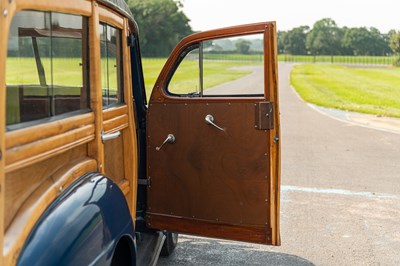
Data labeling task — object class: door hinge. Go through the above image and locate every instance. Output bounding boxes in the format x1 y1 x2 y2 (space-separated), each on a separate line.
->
138 177 151 187
255 102 274 130
127 34 135 47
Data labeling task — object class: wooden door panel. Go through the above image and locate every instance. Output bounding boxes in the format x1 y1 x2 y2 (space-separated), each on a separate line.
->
147 101 272 243
147 22 280 245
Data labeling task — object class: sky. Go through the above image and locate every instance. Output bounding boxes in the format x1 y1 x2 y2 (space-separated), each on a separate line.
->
182 0 399 33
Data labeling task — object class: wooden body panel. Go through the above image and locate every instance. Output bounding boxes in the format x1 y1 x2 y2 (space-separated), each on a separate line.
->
0 0 7 261
1 0 138 264
147 101 273 244
4 157 97 265
4 145 88 231
264 23 281 244
147 102 270 227
147 214 272 244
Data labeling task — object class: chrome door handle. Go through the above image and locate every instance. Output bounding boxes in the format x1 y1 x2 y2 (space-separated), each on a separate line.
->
205 115 224 131
156 134 176 151
101 130 121 143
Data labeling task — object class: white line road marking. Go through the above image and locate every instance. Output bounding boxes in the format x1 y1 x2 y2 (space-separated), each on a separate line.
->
307 104 400 135
282 185 400 200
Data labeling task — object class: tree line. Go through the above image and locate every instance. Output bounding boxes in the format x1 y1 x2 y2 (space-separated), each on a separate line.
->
126 0 193 57
278 18 400 59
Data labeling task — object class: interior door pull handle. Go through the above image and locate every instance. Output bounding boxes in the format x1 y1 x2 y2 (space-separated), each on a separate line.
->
205 115 224 131
101 130 121 143
156 134 176 151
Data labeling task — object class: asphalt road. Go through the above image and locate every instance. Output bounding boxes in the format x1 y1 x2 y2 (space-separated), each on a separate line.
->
158 63 400 266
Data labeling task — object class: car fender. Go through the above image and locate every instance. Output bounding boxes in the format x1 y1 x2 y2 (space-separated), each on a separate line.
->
17 172 136 266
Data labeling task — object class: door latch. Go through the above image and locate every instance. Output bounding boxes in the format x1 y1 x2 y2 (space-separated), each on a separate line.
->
255 102 274 130
138 177 151 187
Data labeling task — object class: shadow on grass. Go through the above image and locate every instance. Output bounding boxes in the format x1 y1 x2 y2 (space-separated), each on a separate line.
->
157 235 315 266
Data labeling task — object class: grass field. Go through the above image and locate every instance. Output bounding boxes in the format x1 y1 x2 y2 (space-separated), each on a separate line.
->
6 57 85 86
6 57 121 88
8 57 400 118
291 64 400 118
142 58 255 97
7 57 257 100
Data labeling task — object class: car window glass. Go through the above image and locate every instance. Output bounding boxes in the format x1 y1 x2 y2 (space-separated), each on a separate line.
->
203 34 264 96
100 23 123 107
168 47 200 95
167 34 264 97
6 11 89 129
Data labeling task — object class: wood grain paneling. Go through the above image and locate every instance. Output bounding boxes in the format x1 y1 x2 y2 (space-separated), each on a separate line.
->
118 179 130 196
99 5 124 29
102 105 128 121
5 124 95 172
6 113 94 149
147 102 271 229
265 23 281 245
1 1 140 265
146 21 280 245
0 0 8 262
87 1 104 173
4 145 88 230
121 17 138 217
103 114 128 133
4 157 97 266
147 214 272 245
104 136 125 184
14 0 91 16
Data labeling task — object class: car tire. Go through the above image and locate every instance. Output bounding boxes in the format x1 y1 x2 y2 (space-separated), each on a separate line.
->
160 232 178 257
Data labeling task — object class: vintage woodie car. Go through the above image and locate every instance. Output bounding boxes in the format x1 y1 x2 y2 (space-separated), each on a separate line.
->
0 0 281 265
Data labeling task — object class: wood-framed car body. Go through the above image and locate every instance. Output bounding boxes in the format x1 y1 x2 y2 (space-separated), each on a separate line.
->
0 0 138 264
0 0 281 264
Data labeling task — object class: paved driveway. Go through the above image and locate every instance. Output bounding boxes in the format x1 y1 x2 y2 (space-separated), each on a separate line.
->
158 63 400 266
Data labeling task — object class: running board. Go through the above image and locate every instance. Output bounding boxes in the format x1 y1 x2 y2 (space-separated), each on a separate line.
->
136 231 166 266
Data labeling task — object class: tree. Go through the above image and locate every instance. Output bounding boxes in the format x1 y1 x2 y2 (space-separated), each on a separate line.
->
389 31 400 66
284 26 309 55
368 27 390 56
277 31 287 54
127 0 193 57
306 18 343 55
342 27 388 56
235 39 251 54
390 31 400 54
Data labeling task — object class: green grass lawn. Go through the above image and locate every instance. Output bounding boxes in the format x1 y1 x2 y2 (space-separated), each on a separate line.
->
291 64 400 118
6 57 85 86
142 58 255 98
7 57 258 101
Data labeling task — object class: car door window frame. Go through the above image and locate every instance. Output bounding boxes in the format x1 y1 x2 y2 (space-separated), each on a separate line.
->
165 33 265 98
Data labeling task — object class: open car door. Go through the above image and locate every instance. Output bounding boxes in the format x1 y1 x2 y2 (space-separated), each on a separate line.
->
146 22 280 245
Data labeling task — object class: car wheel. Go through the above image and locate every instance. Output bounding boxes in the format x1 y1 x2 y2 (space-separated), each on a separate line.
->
160 232 178 257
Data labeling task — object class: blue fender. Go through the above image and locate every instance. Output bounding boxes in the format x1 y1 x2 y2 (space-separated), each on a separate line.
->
17 172 136 266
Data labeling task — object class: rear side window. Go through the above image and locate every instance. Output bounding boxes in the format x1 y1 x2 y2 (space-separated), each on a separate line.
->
6 11 89 129
100 23 123 107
